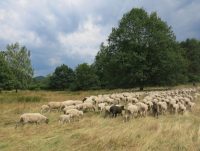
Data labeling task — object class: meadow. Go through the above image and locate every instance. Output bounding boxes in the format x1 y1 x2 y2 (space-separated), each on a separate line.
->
0 87 200 151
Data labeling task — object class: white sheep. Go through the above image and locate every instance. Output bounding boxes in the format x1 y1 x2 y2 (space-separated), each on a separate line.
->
127 104 138 118
16 113 49 128
59 114 73 124
41 105 49 113
82 102 95 112
178 103 186 114
136 102 148 117
158 102 167 115
48 102 62 112
64 109 83 121
98 103 107 113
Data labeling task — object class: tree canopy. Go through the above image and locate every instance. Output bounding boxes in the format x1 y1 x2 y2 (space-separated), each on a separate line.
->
180 39 200 82
49 64 74 90
4 43 34 92
94 8 188 89
72 63 100 90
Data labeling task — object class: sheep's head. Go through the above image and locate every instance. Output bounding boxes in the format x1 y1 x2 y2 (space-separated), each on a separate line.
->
46 118 49 124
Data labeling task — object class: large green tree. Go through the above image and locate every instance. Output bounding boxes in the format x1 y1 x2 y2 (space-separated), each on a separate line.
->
5 43 34 92
180 38 200 82
94 8 187 89
73 63 100 90
49 64 74 90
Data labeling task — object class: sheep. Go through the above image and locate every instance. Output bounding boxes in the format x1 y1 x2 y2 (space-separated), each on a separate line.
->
59 114 73 124
171 103 179 114
60 100 76 109
76 104 84 110
73 100 82 105
41 105 49 113
63 105 78 114
187 101 195 111
158 102 167 115
103 105 112 118
136 102 148 117
110 105 125 118
126 97 138 104
48 102 62 112
126 104 139 118
64 109 83 121
16 113 49 128
82 102 96 112
98 103 107 113
178 103 186 114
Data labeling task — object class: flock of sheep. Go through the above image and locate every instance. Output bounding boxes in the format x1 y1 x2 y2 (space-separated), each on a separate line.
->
15 87 200 128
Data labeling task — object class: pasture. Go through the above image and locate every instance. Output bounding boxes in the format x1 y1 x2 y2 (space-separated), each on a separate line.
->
0 88 200 151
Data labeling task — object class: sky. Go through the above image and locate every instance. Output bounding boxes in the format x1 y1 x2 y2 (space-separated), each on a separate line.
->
0 0 200 76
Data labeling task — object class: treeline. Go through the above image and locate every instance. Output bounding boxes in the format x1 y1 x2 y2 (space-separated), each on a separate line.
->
1 8 200 91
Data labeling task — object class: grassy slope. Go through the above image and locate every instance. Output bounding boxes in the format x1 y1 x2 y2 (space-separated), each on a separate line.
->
0 89 200 151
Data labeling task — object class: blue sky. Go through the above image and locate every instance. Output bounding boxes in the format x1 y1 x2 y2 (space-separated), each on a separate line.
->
0 0 200 76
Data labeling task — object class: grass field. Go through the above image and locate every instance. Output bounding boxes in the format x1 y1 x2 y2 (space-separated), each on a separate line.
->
0 88 200 151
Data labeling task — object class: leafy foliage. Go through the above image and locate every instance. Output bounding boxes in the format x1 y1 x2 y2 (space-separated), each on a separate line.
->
94 8 187 89
0 52 14 89
72 63 100 90
49 64 74 90
180 39 200 82
3 43 33 92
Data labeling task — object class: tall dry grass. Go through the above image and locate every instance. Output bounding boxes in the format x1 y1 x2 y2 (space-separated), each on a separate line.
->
0 89 200 151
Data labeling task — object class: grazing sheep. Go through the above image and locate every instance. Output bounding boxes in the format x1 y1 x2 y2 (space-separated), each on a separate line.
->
187 101 195 111
171 103 179 114
16 113 49 128
48 102 62 112
126 104 138 118
178 103 186 114
76 104 84 110
110 105 125 118
63 105 77 113
136 102 148 117
103 105 112 118
41 105 49 113
59 114 73 124
158 102 167 115
60 100 75 109
64 109 83 121
98 103 107 113
82 102 95 112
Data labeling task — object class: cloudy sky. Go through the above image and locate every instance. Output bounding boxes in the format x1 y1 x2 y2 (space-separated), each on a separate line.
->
0 0 200 76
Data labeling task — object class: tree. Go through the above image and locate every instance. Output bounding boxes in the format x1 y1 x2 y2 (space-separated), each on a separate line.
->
180 39 200 82
94 8 187 89
0 51 14 90
49 64 74 90
5 43 34 92
73 63 100 90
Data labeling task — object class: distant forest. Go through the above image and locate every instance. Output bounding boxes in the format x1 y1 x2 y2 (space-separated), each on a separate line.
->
1 8 200 92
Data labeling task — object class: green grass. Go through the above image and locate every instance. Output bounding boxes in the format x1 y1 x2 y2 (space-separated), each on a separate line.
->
0 88 200 151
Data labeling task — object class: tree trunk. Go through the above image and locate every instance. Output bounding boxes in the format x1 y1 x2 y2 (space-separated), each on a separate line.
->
15 88 18 93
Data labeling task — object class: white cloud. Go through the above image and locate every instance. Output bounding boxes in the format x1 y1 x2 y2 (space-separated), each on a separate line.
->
57 16 108 61
48 57 62 67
